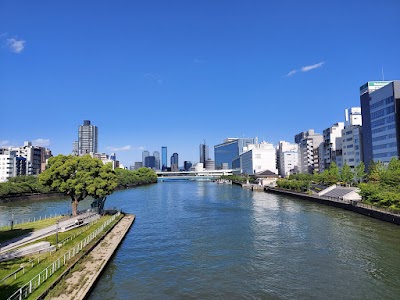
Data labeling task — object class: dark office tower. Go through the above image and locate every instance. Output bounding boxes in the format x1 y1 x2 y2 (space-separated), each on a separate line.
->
161 146 167 171
78 120 98 155
184 161 192 171
144 156 156 169
199 142 209 164
360 81 400 168
142 150 149 166
171 153 179 171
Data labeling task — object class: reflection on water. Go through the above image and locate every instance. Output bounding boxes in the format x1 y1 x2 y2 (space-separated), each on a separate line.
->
1 182 400 299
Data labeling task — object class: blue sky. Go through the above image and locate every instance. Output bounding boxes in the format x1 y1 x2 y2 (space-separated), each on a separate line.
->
1 0 400 167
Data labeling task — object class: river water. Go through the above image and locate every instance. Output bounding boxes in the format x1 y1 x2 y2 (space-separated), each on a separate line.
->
1 182 400 299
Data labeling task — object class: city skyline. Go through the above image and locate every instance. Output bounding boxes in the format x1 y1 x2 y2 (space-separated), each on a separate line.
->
1 1 400 167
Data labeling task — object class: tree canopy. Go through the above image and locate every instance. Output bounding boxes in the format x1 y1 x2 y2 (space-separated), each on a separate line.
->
39 155 118 216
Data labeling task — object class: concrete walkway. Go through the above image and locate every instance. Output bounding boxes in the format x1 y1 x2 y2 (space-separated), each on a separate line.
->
50 214 135 300
0 212 99 255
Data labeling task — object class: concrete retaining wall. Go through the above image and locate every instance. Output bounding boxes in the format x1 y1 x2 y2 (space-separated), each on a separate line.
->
266 187 400 225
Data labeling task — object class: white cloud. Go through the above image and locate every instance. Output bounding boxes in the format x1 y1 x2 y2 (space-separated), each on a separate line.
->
285 61 325 77
7 38 26 53
286 69 297 77
301 61 325 72
33 139 50 147
0 140 10 146
106 145 132 152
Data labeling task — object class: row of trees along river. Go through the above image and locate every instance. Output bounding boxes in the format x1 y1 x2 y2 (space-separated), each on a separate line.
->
276 158 400 212
0 155 158 215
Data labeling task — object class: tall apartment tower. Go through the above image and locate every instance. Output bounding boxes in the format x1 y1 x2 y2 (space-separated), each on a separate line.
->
171 153 179 171
322 122 345 171
199 142 209 165
294 129 323 174
360 81 400 167
78 120 98 155
342 107 363 170
161 146 167 171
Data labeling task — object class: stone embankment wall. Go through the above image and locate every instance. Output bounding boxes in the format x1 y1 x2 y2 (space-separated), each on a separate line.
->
265 187 400 225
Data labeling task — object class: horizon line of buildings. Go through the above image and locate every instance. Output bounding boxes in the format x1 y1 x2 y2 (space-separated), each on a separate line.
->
2 80 399 181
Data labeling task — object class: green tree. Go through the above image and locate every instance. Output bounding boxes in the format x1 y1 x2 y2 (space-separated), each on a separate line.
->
39 155 118 216
367 160 384 182
328 162 340 181
340 163 353 186
354 162 365 183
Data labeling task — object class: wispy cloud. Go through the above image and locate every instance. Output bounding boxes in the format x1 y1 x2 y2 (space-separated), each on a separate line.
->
0 140 10 147
144 73 163 85
301 61 325 72
33 139 50 147
285 61 325 77
286 69 297 77
7 38 26 53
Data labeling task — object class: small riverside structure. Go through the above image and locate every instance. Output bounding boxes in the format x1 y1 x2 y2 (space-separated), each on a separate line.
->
265 187 400 225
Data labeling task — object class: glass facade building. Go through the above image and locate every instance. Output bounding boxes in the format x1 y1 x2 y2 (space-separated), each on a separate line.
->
161 146 167 171
360 81 400 167
214 138 258 169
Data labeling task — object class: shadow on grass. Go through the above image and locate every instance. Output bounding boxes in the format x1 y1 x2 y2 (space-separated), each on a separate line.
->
0 228 34 244
0 281 24 300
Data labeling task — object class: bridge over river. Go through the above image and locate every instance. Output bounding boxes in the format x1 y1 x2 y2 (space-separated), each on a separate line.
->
156 169 233 181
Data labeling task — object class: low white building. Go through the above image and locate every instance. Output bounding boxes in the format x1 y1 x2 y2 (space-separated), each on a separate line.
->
0 152 16 182
239 142 277 175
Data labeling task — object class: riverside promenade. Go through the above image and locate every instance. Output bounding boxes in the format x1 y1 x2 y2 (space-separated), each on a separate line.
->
265 187 400 225
48 214 135 300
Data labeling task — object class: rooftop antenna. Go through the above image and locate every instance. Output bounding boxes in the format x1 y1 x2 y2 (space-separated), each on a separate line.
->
382 66 385 81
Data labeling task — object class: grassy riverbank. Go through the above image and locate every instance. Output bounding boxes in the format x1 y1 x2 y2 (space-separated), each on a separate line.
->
0 214 123 300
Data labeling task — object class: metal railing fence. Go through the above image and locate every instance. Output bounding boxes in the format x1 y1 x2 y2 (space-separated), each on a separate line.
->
7 212 120 300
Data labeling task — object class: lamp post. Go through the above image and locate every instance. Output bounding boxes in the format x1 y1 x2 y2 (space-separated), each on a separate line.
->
56 220 59 244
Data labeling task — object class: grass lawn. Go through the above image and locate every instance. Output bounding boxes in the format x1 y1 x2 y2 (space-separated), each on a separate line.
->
0 214 122 300
0 216 64 244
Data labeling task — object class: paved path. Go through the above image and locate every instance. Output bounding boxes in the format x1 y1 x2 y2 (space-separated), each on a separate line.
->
0 212 99 254
50 214 134 300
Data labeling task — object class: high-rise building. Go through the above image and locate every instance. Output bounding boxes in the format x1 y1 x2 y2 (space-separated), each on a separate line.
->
184 161 192 171
199 142 209 164
144 156 156 169
214 137 258 169
72 141 78 156
142 150 149 166
295 130 323 174
360 81 400 167
342 107 363 170
171 153 179 171
161 146 167 171
153 151 160 170
78 120 98 155
322 122 345 171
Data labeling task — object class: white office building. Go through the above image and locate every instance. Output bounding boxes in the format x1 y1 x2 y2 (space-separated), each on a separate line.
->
342 107 363 169
238 142 277 175
277 141 298 177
